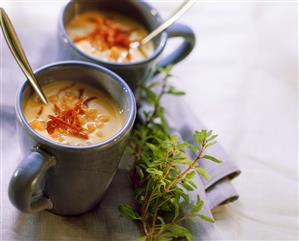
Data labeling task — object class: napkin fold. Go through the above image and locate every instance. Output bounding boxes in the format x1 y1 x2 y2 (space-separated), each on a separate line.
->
163 94 241 209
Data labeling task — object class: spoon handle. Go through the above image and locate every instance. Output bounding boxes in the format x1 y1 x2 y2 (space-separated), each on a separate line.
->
141 0 195 46
0 8 48 104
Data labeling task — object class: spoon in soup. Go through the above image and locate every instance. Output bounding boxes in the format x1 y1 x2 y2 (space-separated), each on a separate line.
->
0 8 48 104
129 0 196 52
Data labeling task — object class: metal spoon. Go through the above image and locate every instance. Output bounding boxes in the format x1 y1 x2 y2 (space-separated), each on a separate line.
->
0 8 48 104
130 0 195 50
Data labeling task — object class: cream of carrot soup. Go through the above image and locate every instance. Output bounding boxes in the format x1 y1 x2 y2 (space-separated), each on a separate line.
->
66 11 154 63
24 81 124 146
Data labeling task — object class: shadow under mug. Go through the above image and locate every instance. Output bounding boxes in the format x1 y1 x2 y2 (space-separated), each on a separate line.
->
58 0 196 90
9 61 136 216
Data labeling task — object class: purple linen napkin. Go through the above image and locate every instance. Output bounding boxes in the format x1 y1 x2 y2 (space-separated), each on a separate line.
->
163 94 240 209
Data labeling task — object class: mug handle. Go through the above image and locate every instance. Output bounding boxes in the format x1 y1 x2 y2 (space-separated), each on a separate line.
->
157 22 196 69
8 148 56 213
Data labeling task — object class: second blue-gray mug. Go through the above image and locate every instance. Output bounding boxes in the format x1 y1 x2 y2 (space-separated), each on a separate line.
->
9 61 136 216
58 0 196 90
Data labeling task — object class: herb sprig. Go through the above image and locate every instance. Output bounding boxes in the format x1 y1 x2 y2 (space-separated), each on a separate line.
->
119 66 221 241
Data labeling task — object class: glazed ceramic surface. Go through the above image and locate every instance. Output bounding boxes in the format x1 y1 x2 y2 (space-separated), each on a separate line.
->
58 0 196 90
9 61 136 215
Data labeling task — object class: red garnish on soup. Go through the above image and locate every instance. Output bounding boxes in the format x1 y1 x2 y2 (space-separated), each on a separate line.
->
72 16 132 51
46 87 97 140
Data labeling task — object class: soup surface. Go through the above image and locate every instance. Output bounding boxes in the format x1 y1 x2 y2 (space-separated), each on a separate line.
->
24 81 124 146
66 11 154 63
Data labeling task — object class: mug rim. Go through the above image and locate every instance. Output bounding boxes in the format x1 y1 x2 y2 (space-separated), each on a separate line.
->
59 0 168 67
16 60 136 152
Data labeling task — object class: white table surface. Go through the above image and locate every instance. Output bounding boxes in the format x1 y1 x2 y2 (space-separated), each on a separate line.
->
0 1 298 240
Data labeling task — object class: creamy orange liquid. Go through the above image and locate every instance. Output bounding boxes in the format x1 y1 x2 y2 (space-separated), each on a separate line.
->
66 11 154 63
24 81 124 146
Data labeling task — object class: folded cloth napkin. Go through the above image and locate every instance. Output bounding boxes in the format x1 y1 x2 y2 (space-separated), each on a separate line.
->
163 94 241 209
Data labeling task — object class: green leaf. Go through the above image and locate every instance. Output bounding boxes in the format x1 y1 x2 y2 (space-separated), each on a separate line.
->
180 191 190 205
156 105 167 127
193 130 203 147
181 182 195 191
187 180 197 189
200 130 207 140
157 233 174 241
157 65 173 74
203 155 222 163
206 141 217 148
146 143 159 153
146 167 163 176
147 81 159 89
118 204 140 220
195 167 210 180
136 166 144 179
191 195 204 214
144 88 158 105
197 214 215 223
170 91 186 96
175 158 193 165
170 198 180 220
157 216 166 227
206 130 213 137
185 171 196 180
167 86 186 96
207 134 218 143
167 224 193 241
179 143 198 153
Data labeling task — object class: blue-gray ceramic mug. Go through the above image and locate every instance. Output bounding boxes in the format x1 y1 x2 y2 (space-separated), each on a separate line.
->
58 0 196 90
9 61 136 216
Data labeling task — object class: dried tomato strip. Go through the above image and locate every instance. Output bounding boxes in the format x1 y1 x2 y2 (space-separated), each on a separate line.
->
68 128 88 140
54 104 61 114
37 105 44 117
46 120 58 134
48 115 83 131
73 99 85 114
47 118 88 140
60 109 82 128
71 16 132 50
46 94 96 140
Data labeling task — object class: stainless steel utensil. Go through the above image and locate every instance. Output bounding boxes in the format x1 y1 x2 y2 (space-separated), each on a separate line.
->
0 8 48 104
130 0 195 49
